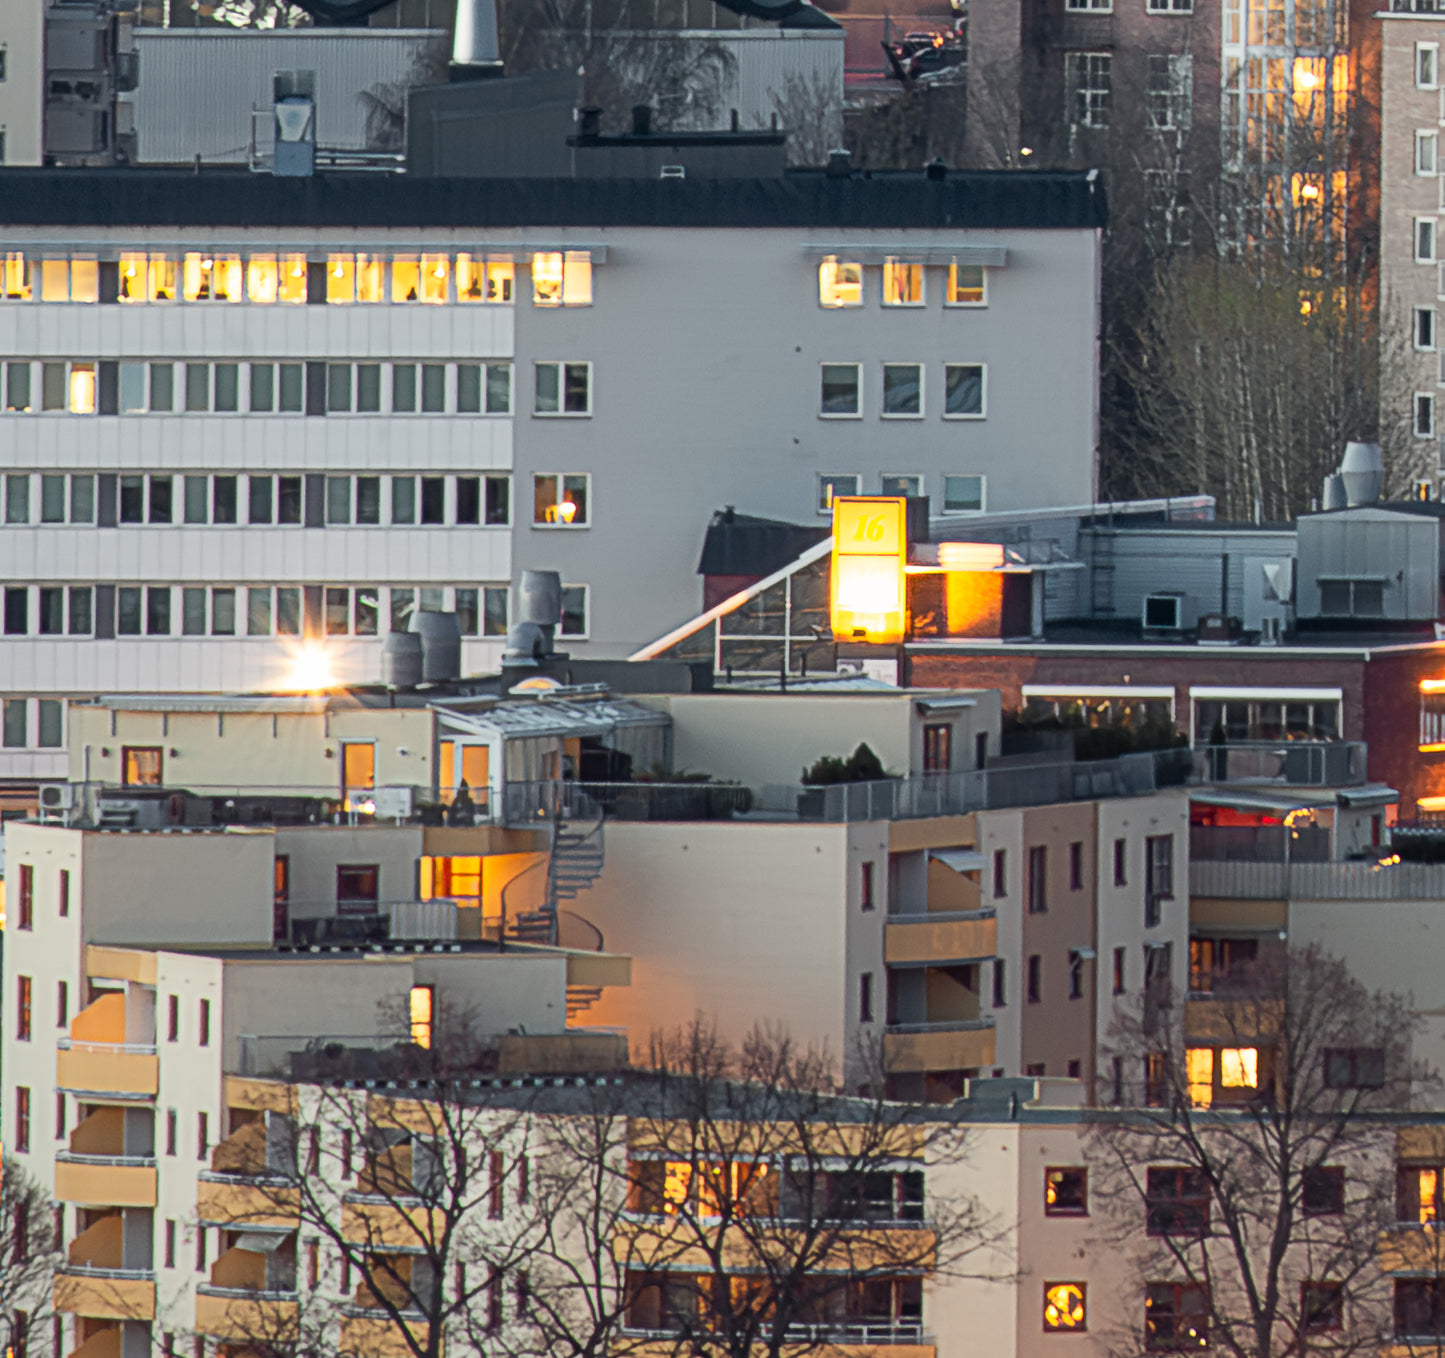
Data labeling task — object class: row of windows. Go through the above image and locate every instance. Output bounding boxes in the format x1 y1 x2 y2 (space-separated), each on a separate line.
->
817 472 986 515
1041 1162 1345 1223
0 251 592 307
0 359 590 418
820 362 986 419
0 582 589 639
1041 1279 1342 1341
1062 52 1193 132
818 257 988 309
1066 0 1192 11
0 472 592 530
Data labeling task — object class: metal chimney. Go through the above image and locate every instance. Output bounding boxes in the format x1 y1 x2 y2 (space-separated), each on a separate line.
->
1338 441 1384 507
451 0 503 80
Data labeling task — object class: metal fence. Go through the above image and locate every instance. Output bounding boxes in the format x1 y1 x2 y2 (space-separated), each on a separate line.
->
1190 858 1445 900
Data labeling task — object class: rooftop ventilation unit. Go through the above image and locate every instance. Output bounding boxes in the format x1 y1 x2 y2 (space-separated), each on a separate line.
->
1142 592 1195 633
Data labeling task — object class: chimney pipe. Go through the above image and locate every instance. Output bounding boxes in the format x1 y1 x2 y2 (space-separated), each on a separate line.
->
451 0 503 80
632 104 652 135
578 105 602 137
826 147 851 178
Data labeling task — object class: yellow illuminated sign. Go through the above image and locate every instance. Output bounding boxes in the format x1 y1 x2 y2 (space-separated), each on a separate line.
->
831 497 907 644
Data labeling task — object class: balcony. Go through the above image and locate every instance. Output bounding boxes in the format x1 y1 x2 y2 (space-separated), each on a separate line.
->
342 1193 444 1250
56 1041 158 1100
53 1268 156 1321
612 1220 937 1272
1379 1226 1445 1274
197 1173 299 1229
1190 859 1445 901
194 1286 299 1341
55 1153 156 1208
622 1326 933 1358
885 912 997 967
883 1020 996 1074
1194 742 1365 788
1185 996 1284 1042
339 1312 431 1358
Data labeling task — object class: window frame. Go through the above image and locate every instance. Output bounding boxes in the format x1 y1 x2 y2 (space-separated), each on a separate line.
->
817 473 861 514
532 472 590 529
941 474 986 515
1417 217 1438 264
1419 41 1440 89
1419 129 1440 177
533 360 593 417
559 583 590 640
881 258 925 308
944 261 987 307
881 362 925 419
1044 1167 1088 1217
943 362 987 419
1417 391 1437 438
1417 306 1438 352
820 362 863 419
818 255 863 309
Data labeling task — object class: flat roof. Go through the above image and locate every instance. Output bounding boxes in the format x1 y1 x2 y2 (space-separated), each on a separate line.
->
0 168 1107 232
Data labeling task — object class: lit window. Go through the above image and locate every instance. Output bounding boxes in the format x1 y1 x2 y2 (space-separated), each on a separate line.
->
534 362 591 416
820 363 862 417
247 256 279 304
486 259 514 303
182 254 241 303
531 251 592 306
1186 1047 1213 1107
327 253 356 303
392 256 421 302
357 255 383 303
882 258 924 306
68 364 96 415
946 262 985 305
409 984 434 1048
148 255 177 302
2 253 30 301
1045 1167 1088 1216
944 363 986 418
421 253 450 304
277 254 307 304
118 253 145 302
1221 1049 1257 1087
71 260 99 303
1044 1283 1086 1332
819 256 863 307
533 473 590 527
40 260 70 302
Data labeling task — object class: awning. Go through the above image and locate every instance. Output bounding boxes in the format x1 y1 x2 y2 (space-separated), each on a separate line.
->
803 243 1007 267
1190 789 1318 816
235 1232 289 1254
1338 784 1399 808
929 847 985 873
914 696 978 715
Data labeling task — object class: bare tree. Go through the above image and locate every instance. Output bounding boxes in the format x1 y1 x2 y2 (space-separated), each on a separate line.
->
4 1158 63 1358
503 1021 1002 1358
1090 945 1427 1358
770 68 845 168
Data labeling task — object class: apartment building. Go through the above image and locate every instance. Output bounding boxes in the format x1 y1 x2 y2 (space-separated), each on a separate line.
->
0 165 1104 791
1379 7 1445 455
0 816 630 1358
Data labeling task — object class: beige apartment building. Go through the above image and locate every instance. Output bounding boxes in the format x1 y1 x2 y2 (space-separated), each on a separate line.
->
1380 6 1445 462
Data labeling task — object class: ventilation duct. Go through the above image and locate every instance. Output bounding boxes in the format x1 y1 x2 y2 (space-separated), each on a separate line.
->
451 0 503 79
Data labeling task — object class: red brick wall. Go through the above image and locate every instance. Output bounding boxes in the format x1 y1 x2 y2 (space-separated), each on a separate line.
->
1364 646 1445 812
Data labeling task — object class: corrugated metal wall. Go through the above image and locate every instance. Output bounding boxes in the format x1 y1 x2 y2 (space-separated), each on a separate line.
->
128 29 446 164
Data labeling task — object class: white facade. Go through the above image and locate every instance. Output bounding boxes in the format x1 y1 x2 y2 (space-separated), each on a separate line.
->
0 0 44 165
0 170 1102 783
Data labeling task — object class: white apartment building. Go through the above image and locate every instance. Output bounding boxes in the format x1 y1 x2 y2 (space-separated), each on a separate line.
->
0 0 43 165
0 166 1104 788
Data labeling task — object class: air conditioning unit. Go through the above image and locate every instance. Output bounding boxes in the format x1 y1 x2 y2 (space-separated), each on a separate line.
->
1142 592 1197 632
39 783 76 812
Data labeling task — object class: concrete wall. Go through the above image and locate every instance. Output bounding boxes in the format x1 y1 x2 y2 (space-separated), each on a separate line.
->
0 0 43 165
977 809 1024 1073
80 829 274 947
274 824 422 918
578 821 851 1060
69 705 434 796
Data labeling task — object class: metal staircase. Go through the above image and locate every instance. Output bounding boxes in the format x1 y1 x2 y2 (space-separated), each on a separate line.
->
503 786 606 947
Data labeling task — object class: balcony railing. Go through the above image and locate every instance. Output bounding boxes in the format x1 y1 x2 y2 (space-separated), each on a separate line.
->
1190 858 1445 900
56 1152 155 1168
57 1265 154 1282
885 1018 995 1035
57 1039 157 1056
196 1284 299 1302
622 1323 927 1344
1191 741 1365 787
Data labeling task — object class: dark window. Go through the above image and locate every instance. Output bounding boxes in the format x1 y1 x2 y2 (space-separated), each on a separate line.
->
4 586 27 635
16 865 31 930
992 959 1006 1008
146 587 170 636
167 994 179 1042
860 972 874 1022
56 979 67 1026
149 475 172 524
1045 1167 1087 1216
1145 1283 1209 1350
1028 845 1047 913
1323 1047 1385 1089
356 477 380 525
57 869 69 919
1146 1167 1210 1236
38 588 62 635
1302 1282 1342 1333
14 1086 29 1153
119 475 144 523
197 1112 208 1160
456 477 481 525
861 861 875 911
198 1000 210 1047
277 476 302 525
248 475 273 525
16 975 31 1041
1027 954 1041 1003
1395 1279 1445 1338
923 723 952 772
485 476 510 526
1113 947 1126 994
1146 834 1174 927
420 477 445 525
1069 841 1083 891
992 849 1007 898
164 1221 176 1269
1303 1167 1345 1216
490 1149 505 1218
337 865 380 914
1114 837 1127 886
212 476 237 525
166 1109 177 1156
1068 951 1084 1000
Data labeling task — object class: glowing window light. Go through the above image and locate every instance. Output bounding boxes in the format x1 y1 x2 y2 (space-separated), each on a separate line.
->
1220 1047 1258 1088
409 985 433 1048
1044 1283 1086 1331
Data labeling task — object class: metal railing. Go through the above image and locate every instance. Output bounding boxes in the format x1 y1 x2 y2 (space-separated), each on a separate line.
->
57 1038 157 1055
885 1017 995 1035
1191 741 1366 787
1190 858 1445 900
622 1324 927 1344
56 1151 155 1167
196 1283 299 1301
58 1264 154 1280
886 908 997 924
